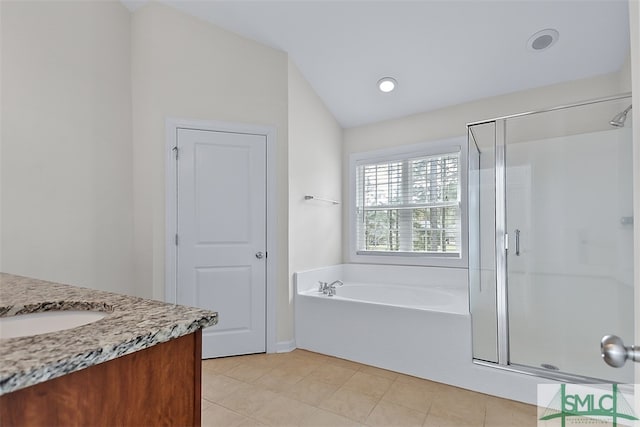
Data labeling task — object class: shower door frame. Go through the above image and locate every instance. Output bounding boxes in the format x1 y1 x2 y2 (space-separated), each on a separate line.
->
468 92 634 384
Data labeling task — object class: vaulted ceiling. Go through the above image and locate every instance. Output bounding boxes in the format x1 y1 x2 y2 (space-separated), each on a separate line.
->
123 1 630 128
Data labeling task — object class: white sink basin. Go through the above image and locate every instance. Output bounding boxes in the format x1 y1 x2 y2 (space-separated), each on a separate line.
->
0 310 108 339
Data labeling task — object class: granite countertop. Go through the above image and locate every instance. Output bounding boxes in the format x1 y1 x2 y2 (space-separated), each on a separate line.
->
0 273 218 396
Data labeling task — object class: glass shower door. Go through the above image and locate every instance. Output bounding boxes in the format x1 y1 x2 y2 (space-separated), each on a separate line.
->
504 98 635 382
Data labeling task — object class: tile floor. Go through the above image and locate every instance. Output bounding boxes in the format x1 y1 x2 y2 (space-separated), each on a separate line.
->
201 349 537 426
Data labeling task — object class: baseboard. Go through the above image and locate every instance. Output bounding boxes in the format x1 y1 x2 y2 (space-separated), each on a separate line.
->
275 339 296 353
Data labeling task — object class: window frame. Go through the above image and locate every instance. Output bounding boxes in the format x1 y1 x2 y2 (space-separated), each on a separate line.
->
348 136 468 268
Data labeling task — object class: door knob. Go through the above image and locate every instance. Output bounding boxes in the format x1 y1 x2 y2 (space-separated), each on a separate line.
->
255 252 264 259
601 335 640 367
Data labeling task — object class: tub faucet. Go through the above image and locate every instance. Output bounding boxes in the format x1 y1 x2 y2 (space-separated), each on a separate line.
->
318 280 343 296
318 281 328 293
326 280 343 297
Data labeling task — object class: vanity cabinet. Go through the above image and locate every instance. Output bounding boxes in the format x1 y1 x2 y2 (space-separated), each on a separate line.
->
0 331 202 426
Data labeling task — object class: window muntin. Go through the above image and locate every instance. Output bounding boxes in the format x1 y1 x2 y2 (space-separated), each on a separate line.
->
355 151 461 257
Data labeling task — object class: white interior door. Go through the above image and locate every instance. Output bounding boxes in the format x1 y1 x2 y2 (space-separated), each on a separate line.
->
177 128 267 358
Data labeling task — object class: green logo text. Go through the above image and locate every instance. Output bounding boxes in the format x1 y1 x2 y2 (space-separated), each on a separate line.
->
539 384 638 427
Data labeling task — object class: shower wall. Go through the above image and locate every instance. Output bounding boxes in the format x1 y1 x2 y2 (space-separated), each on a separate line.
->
506 127 633 292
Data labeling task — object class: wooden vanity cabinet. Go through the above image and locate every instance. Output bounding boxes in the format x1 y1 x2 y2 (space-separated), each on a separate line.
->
0 331 202 427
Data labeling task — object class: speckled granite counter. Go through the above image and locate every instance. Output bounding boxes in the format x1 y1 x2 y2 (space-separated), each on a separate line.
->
0 273 218 396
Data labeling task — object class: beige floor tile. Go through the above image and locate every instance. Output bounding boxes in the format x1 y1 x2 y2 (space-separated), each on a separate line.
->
394 375 453 394
293 349 332 364
236 418 268 427
437 386 488 403
394 376 453 394
253 366 305 392
485 396 536 413
201 403 248 427
202 361 219 377
225 362 274 383
202 373 245 403
282 376 341 406
382 380 435 414
358 365 400 381
342 371 393 399
217 383 280 417
307 363 358 387
203 355 244 374
200 350 539 427
236 353 286 370
426 391 487 427
254 395 318 426
366 400 427 427
430 391 487 416
395 373 431 386
201 399 214 413
427 401 485 427
419 381 460 395
300 408 363 427
484 397 537 427
319 387 379 423
484 415 538 427
325 356 365 371
278 357 324 377
422 412 483 427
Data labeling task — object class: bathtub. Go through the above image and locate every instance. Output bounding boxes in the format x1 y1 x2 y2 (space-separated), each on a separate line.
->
299 282 468 314
294 264 551 405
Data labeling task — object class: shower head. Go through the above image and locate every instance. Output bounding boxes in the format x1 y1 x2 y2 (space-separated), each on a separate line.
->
610 104 632 127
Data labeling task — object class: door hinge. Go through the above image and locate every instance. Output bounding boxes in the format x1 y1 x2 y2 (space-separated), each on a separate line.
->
175 234 179 245
504 233 509 251
172 146 179 160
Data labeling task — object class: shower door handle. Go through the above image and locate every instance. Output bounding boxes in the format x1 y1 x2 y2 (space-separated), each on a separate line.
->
601 335 640 367
515 229 520 256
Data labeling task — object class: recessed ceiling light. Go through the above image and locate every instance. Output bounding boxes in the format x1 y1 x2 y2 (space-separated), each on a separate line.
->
527 29 559 52
377 77 397 93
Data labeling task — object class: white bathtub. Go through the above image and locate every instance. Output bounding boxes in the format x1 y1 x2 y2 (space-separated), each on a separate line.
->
299 283 468 314
294 264 551 405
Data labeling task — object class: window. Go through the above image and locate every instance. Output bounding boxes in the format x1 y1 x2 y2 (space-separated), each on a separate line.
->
350 137 467 267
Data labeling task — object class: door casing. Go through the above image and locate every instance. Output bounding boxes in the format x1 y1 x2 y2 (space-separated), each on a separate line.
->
165 118 278 354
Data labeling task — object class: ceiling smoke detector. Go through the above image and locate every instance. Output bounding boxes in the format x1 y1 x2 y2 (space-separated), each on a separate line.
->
527 29 559 52
377 77 397 93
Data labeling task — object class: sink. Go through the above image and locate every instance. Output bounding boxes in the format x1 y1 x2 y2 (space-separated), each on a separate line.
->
0 310 108 339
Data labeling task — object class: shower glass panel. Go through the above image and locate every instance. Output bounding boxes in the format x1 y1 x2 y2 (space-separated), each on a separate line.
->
468 122 498 363
505 98 634 382
469 95 634 383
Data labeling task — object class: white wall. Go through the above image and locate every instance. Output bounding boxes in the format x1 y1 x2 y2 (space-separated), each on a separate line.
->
0 1 135 295
130 3 291 340
287 60 342 344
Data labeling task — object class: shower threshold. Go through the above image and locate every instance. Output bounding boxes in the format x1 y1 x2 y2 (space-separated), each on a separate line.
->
473 359 634 389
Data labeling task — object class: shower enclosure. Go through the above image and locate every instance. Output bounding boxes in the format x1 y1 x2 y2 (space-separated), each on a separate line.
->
468 94 635 383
